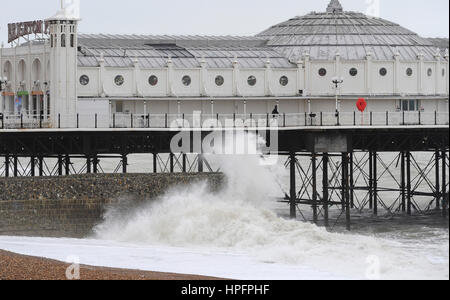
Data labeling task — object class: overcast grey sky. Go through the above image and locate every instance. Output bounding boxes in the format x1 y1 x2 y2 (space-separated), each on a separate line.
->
1 0 448 45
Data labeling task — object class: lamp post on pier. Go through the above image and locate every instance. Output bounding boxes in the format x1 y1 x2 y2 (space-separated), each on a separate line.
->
332 77 344 125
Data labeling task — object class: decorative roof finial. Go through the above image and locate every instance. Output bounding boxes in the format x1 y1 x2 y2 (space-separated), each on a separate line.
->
327 0 343 13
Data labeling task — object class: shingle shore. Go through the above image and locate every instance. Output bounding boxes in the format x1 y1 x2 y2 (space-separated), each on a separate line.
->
0 250 225 280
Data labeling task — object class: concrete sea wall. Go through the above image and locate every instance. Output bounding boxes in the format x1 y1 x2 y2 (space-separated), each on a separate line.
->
0 173 223 238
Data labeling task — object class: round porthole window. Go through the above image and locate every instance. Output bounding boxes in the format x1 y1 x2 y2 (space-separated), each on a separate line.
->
148 75 158 86
318 68 327 77
114 75 124 86
279 76 289 86
79 75 89 86
349 68 358 77
406 68 413 77
427 68 433 77
247 75 257 86
379 68 387 76
215 75 224 86
182 75 191 86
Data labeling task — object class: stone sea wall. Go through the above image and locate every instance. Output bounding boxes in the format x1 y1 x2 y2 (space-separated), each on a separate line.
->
0 173 223 238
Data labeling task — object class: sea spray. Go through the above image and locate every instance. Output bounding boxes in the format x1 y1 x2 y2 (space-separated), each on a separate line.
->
94 133 449 280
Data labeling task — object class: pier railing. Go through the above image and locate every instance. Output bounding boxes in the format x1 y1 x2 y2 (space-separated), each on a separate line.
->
0 111 449 129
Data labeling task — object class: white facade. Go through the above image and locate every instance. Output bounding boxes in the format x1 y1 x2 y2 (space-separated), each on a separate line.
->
0 0 448 128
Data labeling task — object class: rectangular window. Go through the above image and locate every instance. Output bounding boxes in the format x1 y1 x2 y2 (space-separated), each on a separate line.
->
70 34 74 47
116 101 123 113
408 100 415 111
401 99 420 111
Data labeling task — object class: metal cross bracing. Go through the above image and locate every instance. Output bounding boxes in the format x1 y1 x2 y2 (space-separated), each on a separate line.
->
282 150 449 230
0 153 217 178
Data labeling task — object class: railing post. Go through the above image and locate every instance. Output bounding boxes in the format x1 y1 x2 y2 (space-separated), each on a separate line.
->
370 111 373 126
386 111 388 126
39 113 42 129
266 113 269 128
320 112 323 126
131 113 133 128
0 113 3 129
353 111 356 126
77 113 79 128
20 114 23 129
58 113 61 129
283 113 286 127
435 111 437 125
95 113 98 129
418 111 421 125
147 113 150 128
165 113 168 128
402 111 405 125
304 112 307 126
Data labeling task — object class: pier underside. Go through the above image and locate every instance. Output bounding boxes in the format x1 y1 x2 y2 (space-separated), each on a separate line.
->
1 126 448 229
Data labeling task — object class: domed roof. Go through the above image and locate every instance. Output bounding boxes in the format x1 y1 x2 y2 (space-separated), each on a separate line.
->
257 0 445 62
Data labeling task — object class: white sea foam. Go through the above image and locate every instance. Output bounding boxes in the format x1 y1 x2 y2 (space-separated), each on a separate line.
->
92 133 449 280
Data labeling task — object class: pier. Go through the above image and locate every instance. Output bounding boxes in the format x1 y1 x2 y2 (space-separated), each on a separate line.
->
0 112 449 230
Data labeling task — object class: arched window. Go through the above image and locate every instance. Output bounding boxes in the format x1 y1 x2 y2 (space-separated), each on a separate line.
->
70 34 75 48
61 34 66 47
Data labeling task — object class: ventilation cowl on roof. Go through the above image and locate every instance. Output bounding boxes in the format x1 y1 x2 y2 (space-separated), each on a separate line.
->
326 0 343 13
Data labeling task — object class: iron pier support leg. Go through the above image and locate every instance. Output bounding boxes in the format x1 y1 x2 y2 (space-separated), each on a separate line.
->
289 152 297 219
170 153 175 173
373 151 378 216
406 152 412 216
369 152 373 210
312 153 318 224
13 156 18 177
122 154 128 174
93 155 98 174
435 150 441 210
30 157 35 177
182 153 187 173
58 155 63 176
350 152 354 209
153 153 157 173
322 153 329 227
443 151 448 218
401 152 406 213
4 155 9 177
86 156 92 174
342 152 351 230
38 156 43 177
198 154 204 173
65 155 70 175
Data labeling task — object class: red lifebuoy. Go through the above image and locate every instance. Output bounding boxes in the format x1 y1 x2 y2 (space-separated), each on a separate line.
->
356 98 367 112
